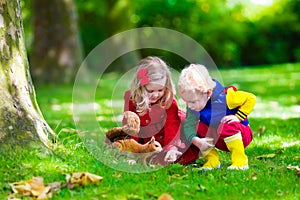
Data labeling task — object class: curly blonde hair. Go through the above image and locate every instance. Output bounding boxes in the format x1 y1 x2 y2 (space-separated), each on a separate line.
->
178 64 216 96
130 56 175 115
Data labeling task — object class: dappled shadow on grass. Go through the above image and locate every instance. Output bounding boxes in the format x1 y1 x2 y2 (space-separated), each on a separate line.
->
1 116 299 199
14 63 297 199
220 63 300 107
250 117 299 139
55 122 166 174
248 117 299 162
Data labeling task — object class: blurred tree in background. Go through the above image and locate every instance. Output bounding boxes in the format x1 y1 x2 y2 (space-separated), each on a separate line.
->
240 0 300 65
23 0 83 84
21 0 299 79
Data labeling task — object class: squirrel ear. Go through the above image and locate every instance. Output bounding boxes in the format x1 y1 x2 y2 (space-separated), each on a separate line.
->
150 136 155 142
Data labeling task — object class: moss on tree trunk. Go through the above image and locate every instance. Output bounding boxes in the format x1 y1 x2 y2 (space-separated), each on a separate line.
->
0 0 56 148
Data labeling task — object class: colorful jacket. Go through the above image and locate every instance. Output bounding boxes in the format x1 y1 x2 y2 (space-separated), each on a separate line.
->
184 80 256 143
123 91 182 151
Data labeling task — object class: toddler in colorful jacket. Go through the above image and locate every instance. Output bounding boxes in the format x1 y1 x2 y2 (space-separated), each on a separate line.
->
177 64 256 170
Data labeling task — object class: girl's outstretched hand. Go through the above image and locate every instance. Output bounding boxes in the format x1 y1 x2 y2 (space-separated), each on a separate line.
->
192 137 214 152
164 149 183 163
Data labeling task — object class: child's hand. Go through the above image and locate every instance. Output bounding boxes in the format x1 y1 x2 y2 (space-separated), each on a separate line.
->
221 115 240 124
192 137 214 152
164 150 183 163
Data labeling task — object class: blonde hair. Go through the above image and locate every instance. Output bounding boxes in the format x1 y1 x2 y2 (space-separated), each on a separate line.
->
130 56 175 115
178 64 216 96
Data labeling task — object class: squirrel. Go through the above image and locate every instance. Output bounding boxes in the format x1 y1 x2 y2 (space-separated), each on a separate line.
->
112 136 162 165
105 111 162 165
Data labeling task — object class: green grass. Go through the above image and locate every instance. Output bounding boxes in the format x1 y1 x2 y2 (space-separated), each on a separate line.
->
1 63 299 199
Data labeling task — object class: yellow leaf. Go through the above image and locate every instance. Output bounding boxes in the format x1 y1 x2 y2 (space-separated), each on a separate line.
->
47 181 62 193
66 172 103 187
158 193 174 200
28 177 45 196
37 186 52 199
256 153 276 159
287 165 300 171
9 181 31 196
9 176 53 199
252 172 258 181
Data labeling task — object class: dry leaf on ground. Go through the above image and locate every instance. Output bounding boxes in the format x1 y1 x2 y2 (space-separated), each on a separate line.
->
158 193 174 200
287 165 300 176
9 172 102 199
9 176 55 199
256 153 276 159
287 165 300 170
66 172 103 189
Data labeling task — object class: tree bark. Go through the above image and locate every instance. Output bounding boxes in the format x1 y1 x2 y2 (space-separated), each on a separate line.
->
30 0 83 84
102 0 140 72
0 0 56 148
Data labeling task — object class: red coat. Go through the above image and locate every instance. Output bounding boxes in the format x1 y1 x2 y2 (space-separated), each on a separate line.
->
123 91 182 152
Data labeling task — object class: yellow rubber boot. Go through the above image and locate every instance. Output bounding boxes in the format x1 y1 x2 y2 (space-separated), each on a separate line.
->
200 148 221 171
224 132 249 170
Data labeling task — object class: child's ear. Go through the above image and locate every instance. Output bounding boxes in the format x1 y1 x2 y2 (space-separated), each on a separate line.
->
207 89 213 98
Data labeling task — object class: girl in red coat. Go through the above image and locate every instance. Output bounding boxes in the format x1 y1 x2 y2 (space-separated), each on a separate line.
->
123 56 187 165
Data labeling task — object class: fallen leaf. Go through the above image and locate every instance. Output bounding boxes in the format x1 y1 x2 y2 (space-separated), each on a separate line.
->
169 174 188 179
9 177 53 199
9 172 102 199
256 153 276 159
158 193 174 200
255 126 266 136
9 181 31 196
28 177 45 196
66 172 103 188
252 172 258 181
287 165 300 177
47 181 62 193
36 187 52 199
257 126 266 133
197 183 207 192
287 165 300 171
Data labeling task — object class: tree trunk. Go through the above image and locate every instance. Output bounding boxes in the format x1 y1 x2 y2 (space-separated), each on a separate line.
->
30 0 83 84
103 0 141 72
0 0 56 148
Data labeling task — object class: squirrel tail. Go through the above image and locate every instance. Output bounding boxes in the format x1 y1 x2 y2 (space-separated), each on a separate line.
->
105 127 130 145
105 111 140 145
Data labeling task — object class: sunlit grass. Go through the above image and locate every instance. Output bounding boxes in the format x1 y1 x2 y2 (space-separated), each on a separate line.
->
1 63 299 199
219 63 300 107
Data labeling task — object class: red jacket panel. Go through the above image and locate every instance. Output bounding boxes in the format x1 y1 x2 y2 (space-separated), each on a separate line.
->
123 91 181 151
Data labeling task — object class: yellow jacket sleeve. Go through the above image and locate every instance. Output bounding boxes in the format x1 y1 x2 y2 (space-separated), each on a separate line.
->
226 88 256 121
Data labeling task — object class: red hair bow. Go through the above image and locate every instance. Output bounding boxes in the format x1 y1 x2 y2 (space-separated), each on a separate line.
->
137 68 149 86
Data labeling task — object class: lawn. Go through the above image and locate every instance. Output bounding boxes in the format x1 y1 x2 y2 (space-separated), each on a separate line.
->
1 63 299 199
